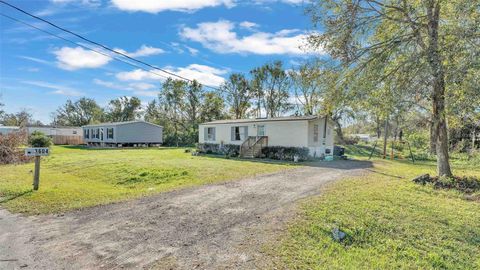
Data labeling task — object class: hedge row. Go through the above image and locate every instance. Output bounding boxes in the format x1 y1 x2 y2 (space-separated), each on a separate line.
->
197 143 240 157
197 143 310 161
261 146 310 161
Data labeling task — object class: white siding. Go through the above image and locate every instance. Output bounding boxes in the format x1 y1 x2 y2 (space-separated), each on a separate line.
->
0 126 20 135
199 118 335 157
199 120 309 147
27 127 82 136
307 118 335 157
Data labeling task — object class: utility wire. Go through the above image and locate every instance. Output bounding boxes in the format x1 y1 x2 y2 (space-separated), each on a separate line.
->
0 0 222 90
0 13 170 81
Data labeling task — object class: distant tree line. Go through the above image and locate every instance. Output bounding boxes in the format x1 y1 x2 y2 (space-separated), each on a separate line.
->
1 60 347 146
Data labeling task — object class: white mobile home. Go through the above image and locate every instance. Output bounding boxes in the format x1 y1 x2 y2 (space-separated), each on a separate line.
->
82 121 163 147
199 116 335 158
0 126 21 135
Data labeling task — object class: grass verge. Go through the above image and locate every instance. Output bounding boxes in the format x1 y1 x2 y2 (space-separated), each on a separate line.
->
0 146 296 215
268 148 480 269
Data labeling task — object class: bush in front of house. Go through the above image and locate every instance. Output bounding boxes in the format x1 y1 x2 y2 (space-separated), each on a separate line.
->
197 143 220 154
197 143 240 157
219 144 240 157
261 146 310 161
28 131 52 147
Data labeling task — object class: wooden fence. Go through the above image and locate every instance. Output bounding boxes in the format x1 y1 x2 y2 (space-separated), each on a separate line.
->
51 135 84 145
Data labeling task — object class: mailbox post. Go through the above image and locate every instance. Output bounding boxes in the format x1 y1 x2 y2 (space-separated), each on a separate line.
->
25 147 49 191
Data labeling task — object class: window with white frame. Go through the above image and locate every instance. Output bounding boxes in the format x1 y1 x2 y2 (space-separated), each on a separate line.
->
313 124 319 142
205 127 215 141
84 129 89 139
232 126 248 141
257 125 265 136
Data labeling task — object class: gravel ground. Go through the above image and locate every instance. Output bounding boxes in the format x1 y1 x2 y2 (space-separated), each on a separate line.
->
0 160 370 270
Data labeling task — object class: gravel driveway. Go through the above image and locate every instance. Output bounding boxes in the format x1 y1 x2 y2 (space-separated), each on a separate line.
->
0 160 370 270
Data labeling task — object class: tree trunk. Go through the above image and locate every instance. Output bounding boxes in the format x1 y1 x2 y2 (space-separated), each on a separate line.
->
472 129 476 151
427 1 452 177
383 118 388 159
429 120 437 154
334 119 345 143
376 117 382 139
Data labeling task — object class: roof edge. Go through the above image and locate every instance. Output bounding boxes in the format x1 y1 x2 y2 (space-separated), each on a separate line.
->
83 120 163 128
199 115 328 125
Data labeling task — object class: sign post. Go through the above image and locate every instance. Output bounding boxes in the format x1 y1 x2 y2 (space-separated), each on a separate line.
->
25 147 49 191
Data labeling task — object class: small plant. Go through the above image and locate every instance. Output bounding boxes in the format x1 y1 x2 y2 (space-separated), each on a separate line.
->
28 131 52 147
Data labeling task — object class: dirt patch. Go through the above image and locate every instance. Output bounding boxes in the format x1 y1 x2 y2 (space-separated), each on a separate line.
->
0 160 371 269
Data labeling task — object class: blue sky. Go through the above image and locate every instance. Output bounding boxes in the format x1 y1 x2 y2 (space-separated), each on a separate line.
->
0 0 321 123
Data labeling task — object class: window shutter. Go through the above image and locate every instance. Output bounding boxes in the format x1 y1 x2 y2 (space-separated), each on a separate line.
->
231 127 235 141
244 126 248 137
204 127 208 141
212 127 216 141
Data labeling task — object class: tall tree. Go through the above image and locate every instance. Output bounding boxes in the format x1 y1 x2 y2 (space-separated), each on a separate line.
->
184 80 204 125
1 109 32 127
221 73 251 119
144 100 161 123
201 92 225 123
106 96 142 122
289 60 323 115
250 61 291 118
52 97 103 126
305 0 478 176
159 79 188 146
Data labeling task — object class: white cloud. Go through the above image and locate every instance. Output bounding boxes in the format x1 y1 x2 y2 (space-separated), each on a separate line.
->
254 0 304 4
129 82 156 90
53 45 164 70
239 21 258 30
22 81 84 96
18 55 52 66
53 47 111 70
165 64 227 86
93 79 129 90
93 79 158 97
180 20 316 55
115 64 227 86
111 0 235 13
115 69 161 81
185 46 199 56
132 90 159 97
114 45 165 57
50 0 101 7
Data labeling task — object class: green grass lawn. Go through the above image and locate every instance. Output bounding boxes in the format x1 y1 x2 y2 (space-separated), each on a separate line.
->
270 146 480 269
0 146 295 215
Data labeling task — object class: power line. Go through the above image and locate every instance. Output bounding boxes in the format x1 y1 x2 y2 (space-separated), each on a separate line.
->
0 0 222 91
0 13 170 81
